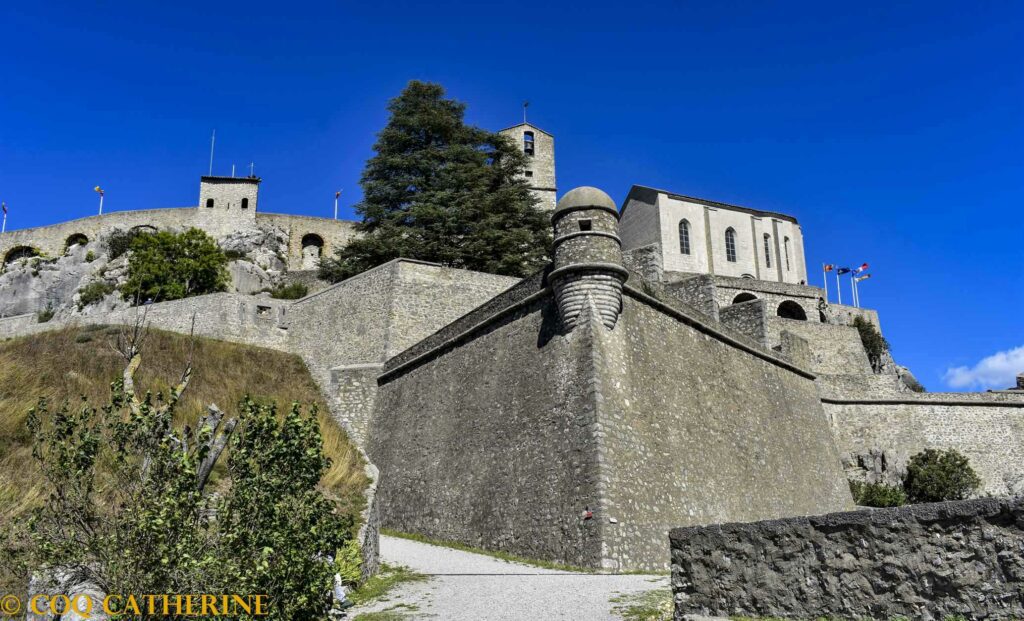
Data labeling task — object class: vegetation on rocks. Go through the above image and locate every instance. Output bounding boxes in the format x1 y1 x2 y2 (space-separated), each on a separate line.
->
852 316 890 373
123 228 229 303
320 80 550 283
848 480 908 507
76 279 116 309
269 282 309 300
904 448 981 503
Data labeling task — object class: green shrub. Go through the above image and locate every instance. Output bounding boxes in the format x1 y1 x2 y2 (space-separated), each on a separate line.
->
106 229 147 260
224 249 247 260
335 538 363 587
122 228 228 303
36 307 54 323
74 334 93 344
849 480 907 507
904 448 981 503
84 250 96 263
852 316 890 373
269 282 309 300
76 280 116 309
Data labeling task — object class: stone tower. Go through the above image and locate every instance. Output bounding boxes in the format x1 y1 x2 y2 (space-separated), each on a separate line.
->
198 176 260 222
499 123 556 212
549 186 628 330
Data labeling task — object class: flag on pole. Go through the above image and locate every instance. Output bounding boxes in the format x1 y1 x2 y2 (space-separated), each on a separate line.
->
335 191 341 199
1 202 6 215
824 264 835 272
856 273 872 283
836 267 851 275
854 262 869 274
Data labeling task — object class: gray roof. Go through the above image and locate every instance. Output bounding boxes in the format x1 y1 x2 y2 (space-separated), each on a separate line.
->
621 185 799 224
497 122 553 137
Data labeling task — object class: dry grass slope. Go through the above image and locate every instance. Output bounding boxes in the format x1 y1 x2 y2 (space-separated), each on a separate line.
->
0 324 369 524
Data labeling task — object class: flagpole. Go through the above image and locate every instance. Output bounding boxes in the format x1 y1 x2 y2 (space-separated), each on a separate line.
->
822 264 829 304
1 205 6 234
836 271 842 305
98 193 104 215
334 191 340 220
851 273 858 308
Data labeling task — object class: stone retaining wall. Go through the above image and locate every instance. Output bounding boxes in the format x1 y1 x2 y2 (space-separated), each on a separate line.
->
671 498 1024 620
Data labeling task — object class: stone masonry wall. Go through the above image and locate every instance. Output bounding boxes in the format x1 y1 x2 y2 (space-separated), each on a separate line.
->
718 299 767 345
368 294 607 568
0 293 290 349
766 317 873 375
671 498 1024 620
594 288 853 570
0 207 359 272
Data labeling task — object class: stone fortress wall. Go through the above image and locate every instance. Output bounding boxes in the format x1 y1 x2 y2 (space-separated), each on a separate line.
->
366 188 853 570
0 177 359 273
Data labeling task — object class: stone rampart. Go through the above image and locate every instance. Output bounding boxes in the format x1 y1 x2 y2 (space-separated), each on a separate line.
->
671 498 1024 620
0 293 291 350
371 271 853 570
0 207 359 271
767 317 873 375
718 299 767 345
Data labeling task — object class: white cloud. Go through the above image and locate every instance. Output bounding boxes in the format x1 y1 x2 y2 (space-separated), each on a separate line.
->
944 345 1024 390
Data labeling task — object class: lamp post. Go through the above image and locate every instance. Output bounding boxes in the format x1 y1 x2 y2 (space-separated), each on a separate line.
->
1 202 7 233
334 190 341 220
94 186 105 215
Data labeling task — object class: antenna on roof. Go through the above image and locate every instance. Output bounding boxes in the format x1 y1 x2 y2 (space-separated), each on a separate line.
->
208 130 216 176
249 162 255 177
523 101 529 124
231 164 235 178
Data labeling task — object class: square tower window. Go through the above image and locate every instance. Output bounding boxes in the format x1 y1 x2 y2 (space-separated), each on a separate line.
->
206 198 214 208
525 170 534 177
241 198 249 209
578 219 592 231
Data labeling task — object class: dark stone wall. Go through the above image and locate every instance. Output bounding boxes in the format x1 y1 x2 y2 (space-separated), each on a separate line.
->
671 498 1024 620
368 296 606 567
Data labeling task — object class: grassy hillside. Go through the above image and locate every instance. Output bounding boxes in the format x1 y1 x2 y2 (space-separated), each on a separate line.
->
0 324 369 538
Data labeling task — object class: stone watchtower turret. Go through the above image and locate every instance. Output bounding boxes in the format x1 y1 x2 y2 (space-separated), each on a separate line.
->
549 186 628 331
499 123 556 212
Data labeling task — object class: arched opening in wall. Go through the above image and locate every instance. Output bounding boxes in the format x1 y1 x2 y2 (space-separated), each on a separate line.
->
678 219 690 255
819 310 828 323
301 234 325 269
777 300 807 321
732 292 757 304
3 246 40 266
65 233 89 252
725 227 737 262
131 225 157 235
523 131 535 156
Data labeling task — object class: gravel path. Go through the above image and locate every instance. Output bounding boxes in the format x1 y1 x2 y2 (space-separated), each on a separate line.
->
348 535 669 620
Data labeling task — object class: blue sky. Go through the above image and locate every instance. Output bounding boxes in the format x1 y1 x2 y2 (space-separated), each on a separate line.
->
1 1 1021 390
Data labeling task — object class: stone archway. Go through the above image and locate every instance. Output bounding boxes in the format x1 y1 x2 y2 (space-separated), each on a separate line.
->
3 245 39 266
777 300 808 321
301 234 325 269
732 292 758 304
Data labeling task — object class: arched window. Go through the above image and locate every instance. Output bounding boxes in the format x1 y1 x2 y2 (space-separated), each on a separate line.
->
3 246 39 266
523 131 535 156
763 233 772 268
725 228 737 262
784 237 791 271
733 292 757 304
241 198 249 209
301 233 325 269
777 300 807 321
206 198 214 208
678 220 691 255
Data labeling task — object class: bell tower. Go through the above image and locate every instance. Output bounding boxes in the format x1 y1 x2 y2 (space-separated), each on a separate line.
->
499 122 556 212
